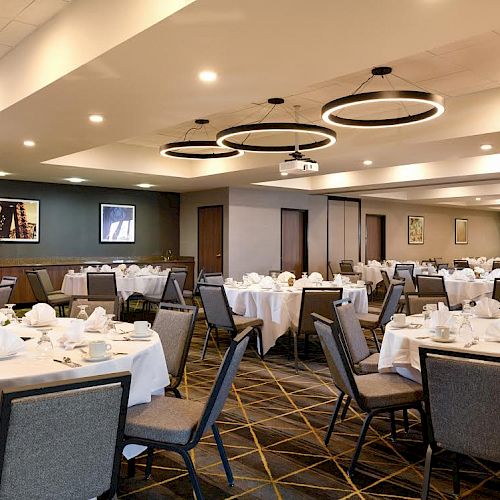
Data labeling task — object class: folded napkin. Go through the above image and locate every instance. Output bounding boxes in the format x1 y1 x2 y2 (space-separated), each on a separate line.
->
84 306 107 331
23 303 56 326
293 277 312 289
127 264 141 275
474 266 485 275
485 320 500 340
0 328 25 356
135 267 152 276
309 272 323 283
277 271 295 283
385 260 398 267
438 268 449 277
473 297 500 318
430 303 452 329
58 319 86 350
246 272 261 284
333 274 343 287
368 260 381 267
258 276 274 289
84 266 97 272
452 268 475 281
100 264 112 272
487 268 500 281
0 312 8 326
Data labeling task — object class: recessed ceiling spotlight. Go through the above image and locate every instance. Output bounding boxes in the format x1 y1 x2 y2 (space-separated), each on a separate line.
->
23 139 35 147
363 160 373 166
198 70 217 82
89 114 104 123
136 183 154 188
0 171 11 176
480 144 493 151
476 197 482 201
65 177 86 183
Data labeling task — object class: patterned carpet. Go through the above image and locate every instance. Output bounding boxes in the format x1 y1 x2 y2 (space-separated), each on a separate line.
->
117 315 500 500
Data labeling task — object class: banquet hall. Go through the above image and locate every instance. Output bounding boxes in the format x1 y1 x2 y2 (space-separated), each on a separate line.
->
1 0 500 498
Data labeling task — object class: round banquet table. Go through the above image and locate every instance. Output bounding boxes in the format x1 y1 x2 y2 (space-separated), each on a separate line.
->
379 313 500 383
61 272 169 301
444 278 494 307
224 283 368 355
354 264 424 285
3 318 169 458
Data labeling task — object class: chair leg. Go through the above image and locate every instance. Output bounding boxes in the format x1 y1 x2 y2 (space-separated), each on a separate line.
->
403 408 410 433
127 457 136 478
453 453 461 497
325 391 345 445
293 330 299 373
371 329 381 351
390 411 397 441
255 328 264 359
214 327 219 346
200 325 212 360
144 448 154 479
348 412 373 477
212 424 234 487
173 387 182 399
415 402 429 446
341 396 351 421
179 449 204 500
421 444 433 500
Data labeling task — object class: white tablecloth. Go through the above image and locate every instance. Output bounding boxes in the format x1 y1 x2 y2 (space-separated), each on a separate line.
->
379 314 500 382
225 283 368 354
354 265 424 285
61 273 169 301
444 278 493 306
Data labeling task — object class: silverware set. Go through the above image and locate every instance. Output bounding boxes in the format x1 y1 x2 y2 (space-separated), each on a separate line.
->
53 357 81 368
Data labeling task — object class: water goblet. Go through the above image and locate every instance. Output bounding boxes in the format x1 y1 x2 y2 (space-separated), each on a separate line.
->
35 328 54 359
76 305 89 321
4 304 18 324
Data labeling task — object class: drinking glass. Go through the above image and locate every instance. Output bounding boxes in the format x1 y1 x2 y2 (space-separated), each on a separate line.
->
4 304 18 324
35 329 54 359
76 305 89 321
457 316 474 343
104 314 116 337
271 272 277 281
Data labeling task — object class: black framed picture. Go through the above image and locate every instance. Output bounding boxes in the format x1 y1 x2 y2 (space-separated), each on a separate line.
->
455 218 468 245
0 197 40 243
408 215 424 244
100 203 135 243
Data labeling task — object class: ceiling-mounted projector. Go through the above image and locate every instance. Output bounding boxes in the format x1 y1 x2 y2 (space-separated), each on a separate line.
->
279 151 319 175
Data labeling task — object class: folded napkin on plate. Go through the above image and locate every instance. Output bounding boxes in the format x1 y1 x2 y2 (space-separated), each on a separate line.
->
58 319 86 350
23 303 56 326
0 328 25 356
430 303 452 329
487 268 500 280
473 297 500 317
100 264 112 272
246 272 261 284
368 260 381 267
293 277 312 289
127 264 141 275
84 306 107 331
309 272 323 283
485 320 500 340
259 276 274 289
277 271 295 283
84 266 97 273
333 274 344 287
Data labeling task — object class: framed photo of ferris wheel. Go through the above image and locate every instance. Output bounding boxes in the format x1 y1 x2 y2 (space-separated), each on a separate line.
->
0 197 40 242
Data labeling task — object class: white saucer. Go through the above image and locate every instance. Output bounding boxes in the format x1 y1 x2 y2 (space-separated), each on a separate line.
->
0 352 20 360
82 353 113 362
129 331 153 339
475 314 500 319
431 337 455 343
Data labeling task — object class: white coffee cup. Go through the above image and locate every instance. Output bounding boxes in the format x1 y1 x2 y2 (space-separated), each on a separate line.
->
391 313 406 327
435 325 450 340
88 340 112 359
134 320 151 337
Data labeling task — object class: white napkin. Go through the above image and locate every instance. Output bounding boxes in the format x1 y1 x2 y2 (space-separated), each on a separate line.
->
430 303 452 329
23 303 56 326
368 260 381 267
127 264 141 275
84 266 97 272
0 328 25 356
135 267 152 276
259 276 274 289
293 277 312 289
487 268 500 280
474 266 485 275
84 306 107 331
333 274 343 287
309 272 323 283
247 272 261 284
473 297 500 318
277 271 295 283
485 320 500 340
452 269 475 281
0 312 8 326
100 264 112 272
438 268 449 277
58 319 86 350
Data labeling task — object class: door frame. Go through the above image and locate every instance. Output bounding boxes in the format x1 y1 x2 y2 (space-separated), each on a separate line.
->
365 213 386 263
197 204 224 275
280 208 309 274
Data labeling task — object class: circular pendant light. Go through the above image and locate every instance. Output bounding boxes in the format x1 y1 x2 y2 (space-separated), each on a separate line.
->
160 119 243 160
321 67 445 129
216 98 337 153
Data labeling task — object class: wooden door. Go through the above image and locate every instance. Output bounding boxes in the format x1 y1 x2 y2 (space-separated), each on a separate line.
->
366 214 385 262
281 209 308 276
198 206 223 274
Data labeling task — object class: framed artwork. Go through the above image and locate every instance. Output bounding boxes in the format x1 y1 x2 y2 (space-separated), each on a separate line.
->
455 218 468 245
0 197 39 243
100 203 135 243
408 215 424 244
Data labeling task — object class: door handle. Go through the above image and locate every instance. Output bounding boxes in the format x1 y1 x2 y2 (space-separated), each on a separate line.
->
216 254 221 258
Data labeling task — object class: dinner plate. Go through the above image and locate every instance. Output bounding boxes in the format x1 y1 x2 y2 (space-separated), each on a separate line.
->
129 330 154 339
22 320 58 328
431 337 455 343
82 353 113 362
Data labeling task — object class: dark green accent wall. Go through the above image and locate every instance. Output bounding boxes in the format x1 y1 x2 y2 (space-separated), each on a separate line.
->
0 180 179 259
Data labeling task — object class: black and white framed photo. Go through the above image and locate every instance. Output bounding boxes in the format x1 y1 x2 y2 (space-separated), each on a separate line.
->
100 203 135 243
455 218 468 245
0 197 40 242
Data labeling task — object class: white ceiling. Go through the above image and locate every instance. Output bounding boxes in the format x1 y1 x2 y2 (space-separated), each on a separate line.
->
2 0 500 209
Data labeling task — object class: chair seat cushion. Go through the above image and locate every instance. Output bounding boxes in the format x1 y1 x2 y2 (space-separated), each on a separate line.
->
356 313 380 328
367 305 381 314
355 353 380 374
47 293 70 305
232 315 263 332
355 373 423 409
125 396 204 445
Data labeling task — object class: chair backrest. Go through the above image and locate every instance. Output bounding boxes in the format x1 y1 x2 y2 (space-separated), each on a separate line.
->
269 270 283 276
193 269 205 295
493 278 500 301
405 293 449 315
380 269 391 289
327 261 335 280
379 283 404 326
313 313 359 401
192 328 250 441
340 261 354 273
170 266 188 273
69 295 120 318
297 287 343 335
154 303 198 380
454 259 469 269
421 260 437 267
492 261 500 270
436 263 449 271
419 348 500 463
416 274 446 295
86 273 117 297
198 283 235 330
332 299 370 365
160 271 187 303
204 272 224 285
0 276 17 287
394 263 414 281
0 285 14 308
25 271 48 302
35 269 54 294
173 279 186 305
0 372 131 499
397 269 416 294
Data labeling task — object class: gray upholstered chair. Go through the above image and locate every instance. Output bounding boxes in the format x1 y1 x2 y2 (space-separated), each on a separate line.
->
0 372 131 499
355 283 404 351
69 295 120 318
198 283 263 360
419 348 500 499
0 276 17 287
25 269 70 316
453 259 469 269
313 314 425 477
86 272 117 297
144 271 187 310
170 266 188 272
493 278 500 301
204 272 224 285
394 263 415 282
340 261 355 273
0 284 14 308
124 328 251 499
416 274 446 295
291 287 343 372
396 269 416 312
436 263 449 271
492 260 500 270
405 293 450 315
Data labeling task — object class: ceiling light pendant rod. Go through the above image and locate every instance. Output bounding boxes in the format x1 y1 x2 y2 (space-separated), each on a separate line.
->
294 105 300 153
